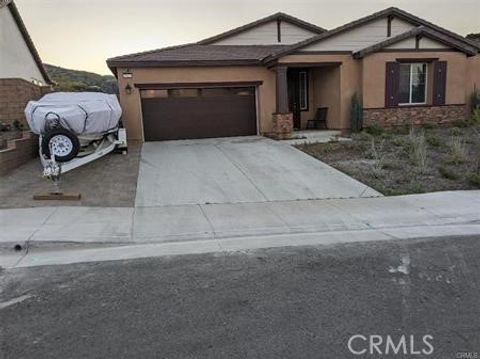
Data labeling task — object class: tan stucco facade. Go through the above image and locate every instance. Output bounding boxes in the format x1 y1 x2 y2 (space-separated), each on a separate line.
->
362 51 469 109
115 51 480 141
117 66 276 141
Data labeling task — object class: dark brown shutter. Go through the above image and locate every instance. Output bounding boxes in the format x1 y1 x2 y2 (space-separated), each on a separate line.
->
385 62 400 107
433 61 447 105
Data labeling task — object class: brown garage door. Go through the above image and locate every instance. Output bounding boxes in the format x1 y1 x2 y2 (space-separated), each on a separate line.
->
140 86 257 141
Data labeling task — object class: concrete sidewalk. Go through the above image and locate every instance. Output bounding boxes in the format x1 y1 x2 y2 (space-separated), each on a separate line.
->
1 191 479 248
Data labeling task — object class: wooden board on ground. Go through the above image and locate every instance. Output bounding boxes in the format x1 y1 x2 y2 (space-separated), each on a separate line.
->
33 193 81 201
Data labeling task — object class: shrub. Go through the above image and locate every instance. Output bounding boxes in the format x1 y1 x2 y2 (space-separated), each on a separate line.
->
472 108 480 124
448 135 468 164
12 120 24 131
422 123 437 130
364 122 384 136
392 137 408 148
369 137 387 178
426 135 441 147
408 128 428 172
471 90 480 112
438 166 459 180
350 93 363 133
0 122 10 132
451 120 470 128
450 127 462 136
468 174 480 188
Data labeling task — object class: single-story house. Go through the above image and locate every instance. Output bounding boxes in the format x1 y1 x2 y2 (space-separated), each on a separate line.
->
0 0 52 127
107 7 480 142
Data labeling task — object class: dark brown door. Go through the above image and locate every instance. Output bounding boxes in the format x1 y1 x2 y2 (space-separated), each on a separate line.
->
287 70 303 129
141 87 257 141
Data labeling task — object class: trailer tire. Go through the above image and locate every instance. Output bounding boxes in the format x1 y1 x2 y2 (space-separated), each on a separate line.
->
42 128 80 163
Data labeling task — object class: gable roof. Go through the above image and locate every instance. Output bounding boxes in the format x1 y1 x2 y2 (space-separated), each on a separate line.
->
197 12 326 45
6 1 52 85
106 44 291 74
353 26 479 58
265 7 480 62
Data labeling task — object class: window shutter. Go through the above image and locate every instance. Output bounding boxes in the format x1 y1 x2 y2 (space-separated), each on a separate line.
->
385 62 400 107
433 61 447 105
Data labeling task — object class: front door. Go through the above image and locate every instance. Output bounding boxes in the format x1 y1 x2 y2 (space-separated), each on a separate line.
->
287 70 301 129
287 69 308 129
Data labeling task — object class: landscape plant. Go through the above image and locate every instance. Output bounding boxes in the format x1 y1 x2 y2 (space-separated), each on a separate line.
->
408 128 428 172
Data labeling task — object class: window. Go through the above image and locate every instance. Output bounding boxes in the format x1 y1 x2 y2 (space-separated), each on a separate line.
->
399 63 427 105
140 89 168 98
299 71 309 111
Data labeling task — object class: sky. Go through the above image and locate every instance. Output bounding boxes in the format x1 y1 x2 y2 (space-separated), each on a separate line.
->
15 0 480 75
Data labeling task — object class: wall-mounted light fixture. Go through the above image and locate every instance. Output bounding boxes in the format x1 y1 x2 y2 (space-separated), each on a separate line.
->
125 83 133 95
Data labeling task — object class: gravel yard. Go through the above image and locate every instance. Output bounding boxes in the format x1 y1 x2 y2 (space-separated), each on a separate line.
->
296 123 480 196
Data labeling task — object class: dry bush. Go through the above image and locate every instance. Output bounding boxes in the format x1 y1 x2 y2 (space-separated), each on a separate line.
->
369 137 387 178
408 128 428 172
449 135 468 164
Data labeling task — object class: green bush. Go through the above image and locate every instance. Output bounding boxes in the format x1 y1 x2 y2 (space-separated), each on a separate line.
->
471 108 480 124
12 120 23 131
0 122 10 132
450 127 462 136
451 120 470 128
468 174 480 188
350 93 363 133
438 166 459 180
471 90 480 112
426 135 441 147
422 123 437 130
364 122 384 136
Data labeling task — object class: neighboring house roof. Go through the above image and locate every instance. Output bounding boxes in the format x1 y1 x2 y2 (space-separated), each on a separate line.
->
265 7 480 62
107 44 291 73
353 26 479 58
197 12 326 45
6 1 52 84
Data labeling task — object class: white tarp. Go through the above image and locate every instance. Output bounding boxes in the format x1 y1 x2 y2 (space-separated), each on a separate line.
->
25 92 122 135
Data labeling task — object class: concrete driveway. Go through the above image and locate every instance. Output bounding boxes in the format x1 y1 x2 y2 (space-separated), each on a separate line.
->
135 136 380 207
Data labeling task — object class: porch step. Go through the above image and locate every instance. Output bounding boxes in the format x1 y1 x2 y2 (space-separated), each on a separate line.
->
281 130 349 145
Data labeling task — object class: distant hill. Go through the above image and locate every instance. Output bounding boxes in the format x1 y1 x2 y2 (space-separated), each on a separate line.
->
44 64 118 94
466 33 480 42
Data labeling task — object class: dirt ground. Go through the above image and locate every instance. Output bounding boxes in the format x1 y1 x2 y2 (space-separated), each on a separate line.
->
297 123 480 196
0 141 141 208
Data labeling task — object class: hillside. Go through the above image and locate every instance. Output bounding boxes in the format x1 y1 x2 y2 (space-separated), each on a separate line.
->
44 64 118 94
467 33 480 42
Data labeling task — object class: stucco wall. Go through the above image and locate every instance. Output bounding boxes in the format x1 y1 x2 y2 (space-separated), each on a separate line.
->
116 66 276 141
362 51 469 109
311 66 341 129
209 20 317 45
0 6 46 85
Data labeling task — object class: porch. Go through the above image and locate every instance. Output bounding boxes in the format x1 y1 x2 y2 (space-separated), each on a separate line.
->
272 62 343 136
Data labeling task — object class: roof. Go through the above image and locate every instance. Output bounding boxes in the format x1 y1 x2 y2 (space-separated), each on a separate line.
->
197 12 326 45
6 2 53 85
353 26 479 58
107 44 291 73
264 7 480 62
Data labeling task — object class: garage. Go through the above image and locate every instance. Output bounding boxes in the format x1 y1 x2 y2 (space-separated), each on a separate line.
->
140 85 257 141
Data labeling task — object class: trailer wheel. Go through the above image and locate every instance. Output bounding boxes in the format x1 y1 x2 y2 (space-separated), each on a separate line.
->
42 128 80 163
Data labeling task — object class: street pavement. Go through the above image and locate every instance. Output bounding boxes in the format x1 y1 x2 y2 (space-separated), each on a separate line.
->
1 235 480 358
